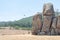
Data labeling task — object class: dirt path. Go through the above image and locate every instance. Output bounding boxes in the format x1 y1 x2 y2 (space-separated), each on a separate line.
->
0 35 60 40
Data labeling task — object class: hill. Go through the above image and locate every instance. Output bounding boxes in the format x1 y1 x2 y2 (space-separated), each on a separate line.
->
0 16 33 30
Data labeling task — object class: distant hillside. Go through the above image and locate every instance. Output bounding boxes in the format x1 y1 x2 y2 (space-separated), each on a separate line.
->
15 16 33 27
0 16 33 29
17 16 33 24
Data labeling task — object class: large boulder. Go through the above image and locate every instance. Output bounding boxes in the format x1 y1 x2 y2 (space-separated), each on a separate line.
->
41 16 53 34
57 16 60 29
32 12 42 35
51 17 57 35
56 16 60 34
52 17 57 29
41 3 55 35
43 3 54 16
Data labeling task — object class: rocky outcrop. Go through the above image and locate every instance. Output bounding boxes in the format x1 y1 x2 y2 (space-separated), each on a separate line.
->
32 12 42 35
56 16 60 34
32 3 60 35
41 16 53 35
41 3 55 35
43 3 54 16
51 17 57 35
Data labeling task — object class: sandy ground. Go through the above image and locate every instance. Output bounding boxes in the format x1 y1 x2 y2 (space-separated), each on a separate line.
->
0 29 60 40
0 35 60 40
0 29 31 35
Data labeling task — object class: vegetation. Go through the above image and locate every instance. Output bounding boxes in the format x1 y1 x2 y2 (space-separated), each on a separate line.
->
0 16 33 30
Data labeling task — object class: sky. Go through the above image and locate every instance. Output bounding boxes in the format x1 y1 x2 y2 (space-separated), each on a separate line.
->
0 0 60 21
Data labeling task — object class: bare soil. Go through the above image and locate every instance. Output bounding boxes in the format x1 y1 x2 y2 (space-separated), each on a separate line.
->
0 29 31 35
0 28 60 40
0 35 60 40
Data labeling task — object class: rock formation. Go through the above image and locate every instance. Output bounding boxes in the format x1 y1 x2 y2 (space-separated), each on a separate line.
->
41 3 55 35
32 3 60 35
43 3 54 16
51 17 57 35
56 16 60 34
41 16 53 35
32 12 42 35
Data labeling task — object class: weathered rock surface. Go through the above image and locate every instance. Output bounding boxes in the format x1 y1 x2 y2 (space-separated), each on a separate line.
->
52 17 57 29
32 12 42 35
51 17 57 35
41 16 53 34
56 16 60 34
57 16 60 29
43 3 54 16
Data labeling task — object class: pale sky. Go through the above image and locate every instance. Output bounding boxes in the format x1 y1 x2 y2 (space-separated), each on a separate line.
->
0 0 60 21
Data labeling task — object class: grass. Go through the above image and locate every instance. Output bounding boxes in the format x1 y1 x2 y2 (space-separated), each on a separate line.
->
14 26 32 30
